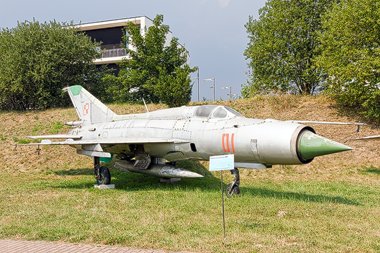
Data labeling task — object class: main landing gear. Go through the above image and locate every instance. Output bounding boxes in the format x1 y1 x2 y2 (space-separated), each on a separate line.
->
226 168 240 198
94 157 111 185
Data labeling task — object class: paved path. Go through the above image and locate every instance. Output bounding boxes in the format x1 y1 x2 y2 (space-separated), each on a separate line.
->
0 239 187 253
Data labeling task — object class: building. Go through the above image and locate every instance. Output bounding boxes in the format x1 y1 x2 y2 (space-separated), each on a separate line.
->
76 16 188 74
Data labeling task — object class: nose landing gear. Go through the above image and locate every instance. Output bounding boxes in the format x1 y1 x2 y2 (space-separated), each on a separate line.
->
226 168 240 198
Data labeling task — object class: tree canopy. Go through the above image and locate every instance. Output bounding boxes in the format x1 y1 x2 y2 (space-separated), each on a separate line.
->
0 19 109 110
107 14 196 107
316 0 380 120
243 0 334 97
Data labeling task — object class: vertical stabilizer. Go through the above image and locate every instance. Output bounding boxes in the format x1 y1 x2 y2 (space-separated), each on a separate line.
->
63 85 117 125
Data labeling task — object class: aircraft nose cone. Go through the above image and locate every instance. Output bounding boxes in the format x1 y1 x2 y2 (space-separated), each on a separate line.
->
298 130 353 160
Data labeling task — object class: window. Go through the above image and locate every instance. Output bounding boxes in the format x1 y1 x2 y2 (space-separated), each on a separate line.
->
212 107 227 118
195 106 214 117
194 105 242 119
225 107 243 117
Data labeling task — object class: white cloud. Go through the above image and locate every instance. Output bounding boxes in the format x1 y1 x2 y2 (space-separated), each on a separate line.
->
218 0 231 8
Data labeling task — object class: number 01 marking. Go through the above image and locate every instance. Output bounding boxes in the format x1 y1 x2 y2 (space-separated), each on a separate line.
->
222 133 235 153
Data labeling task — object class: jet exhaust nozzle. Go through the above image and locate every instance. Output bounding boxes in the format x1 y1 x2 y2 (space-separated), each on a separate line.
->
298 130 353 161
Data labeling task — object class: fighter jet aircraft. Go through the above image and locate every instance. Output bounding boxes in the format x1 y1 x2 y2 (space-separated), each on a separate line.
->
17 85 356 197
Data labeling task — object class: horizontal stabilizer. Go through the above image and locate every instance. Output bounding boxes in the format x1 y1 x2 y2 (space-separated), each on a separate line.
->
15 139 76 146
27 135 82 139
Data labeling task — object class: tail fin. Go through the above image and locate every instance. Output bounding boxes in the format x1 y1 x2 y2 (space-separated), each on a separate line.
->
63 85 117 125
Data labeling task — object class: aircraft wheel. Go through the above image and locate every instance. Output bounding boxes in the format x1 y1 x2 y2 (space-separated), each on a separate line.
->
225 183 240 198
97 166 111 185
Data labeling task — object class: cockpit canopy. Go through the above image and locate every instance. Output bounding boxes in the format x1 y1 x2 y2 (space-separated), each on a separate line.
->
194 105 243 119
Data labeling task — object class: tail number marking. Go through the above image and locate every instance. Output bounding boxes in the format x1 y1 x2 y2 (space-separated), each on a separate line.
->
222 133 235 153
83 103 89 116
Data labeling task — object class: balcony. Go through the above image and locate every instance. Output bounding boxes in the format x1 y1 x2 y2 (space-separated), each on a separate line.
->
101 48 127 58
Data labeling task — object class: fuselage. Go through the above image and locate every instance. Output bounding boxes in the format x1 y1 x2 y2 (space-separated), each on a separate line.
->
67 105 313 167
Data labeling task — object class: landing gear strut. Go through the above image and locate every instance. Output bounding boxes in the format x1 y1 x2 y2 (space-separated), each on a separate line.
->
94 157 111 185
226 168 240 198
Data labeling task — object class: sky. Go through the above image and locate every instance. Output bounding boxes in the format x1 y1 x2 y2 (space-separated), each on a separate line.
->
0 0 267 102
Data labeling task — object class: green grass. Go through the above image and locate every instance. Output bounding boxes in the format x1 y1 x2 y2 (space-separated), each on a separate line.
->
1 164 380 252
47 121 68 134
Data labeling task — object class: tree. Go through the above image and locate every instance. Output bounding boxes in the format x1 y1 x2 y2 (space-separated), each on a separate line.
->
316 0 380 121
107 14 196 107
0 19 109 110
243 0 334 97
152 65 193 108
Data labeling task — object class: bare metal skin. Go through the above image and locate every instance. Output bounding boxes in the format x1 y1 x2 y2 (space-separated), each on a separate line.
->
19 85 354 196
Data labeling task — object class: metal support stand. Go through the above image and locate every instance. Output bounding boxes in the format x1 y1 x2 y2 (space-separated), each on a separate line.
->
221 170 226 240
94 156 100 180
209 154 235 240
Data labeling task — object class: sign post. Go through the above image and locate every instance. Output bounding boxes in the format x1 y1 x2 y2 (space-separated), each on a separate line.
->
209 154 234 239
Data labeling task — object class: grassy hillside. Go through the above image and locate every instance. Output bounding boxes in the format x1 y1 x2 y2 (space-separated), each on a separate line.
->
1 95 380 252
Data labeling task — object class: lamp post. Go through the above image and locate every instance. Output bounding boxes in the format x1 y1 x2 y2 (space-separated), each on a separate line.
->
195 68 199 102
192 69 200 102
204 78 215 101
222 86 232 100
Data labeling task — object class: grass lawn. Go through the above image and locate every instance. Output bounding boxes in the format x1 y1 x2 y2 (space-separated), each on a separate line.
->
2 164 380 252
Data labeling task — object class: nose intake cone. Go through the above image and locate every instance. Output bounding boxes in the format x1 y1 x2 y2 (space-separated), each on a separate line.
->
299 131 353 160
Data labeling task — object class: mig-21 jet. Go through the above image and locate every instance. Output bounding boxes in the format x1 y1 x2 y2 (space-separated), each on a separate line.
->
17 85 358 197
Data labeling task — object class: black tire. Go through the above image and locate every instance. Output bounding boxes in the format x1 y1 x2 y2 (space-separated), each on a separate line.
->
225 183 240 198
233 185 240 195
97 166 111 185
225 183 233 198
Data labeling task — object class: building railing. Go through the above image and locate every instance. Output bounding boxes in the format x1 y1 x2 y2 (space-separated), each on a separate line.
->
101 48 127 58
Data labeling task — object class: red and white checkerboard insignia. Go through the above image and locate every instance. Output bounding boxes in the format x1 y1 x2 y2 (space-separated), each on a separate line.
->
83 103 89 116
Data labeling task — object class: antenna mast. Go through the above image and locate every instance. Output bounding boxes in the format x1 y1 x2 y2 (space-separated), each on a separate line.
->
142 98 149 112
